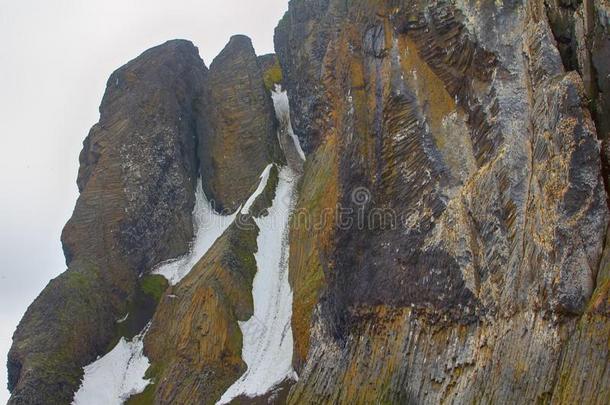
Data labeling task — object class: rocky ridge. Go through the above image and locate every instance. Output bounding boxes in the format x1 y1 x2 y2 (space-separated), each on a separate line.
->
7 36 283 404
276 0 610 403
200 35 285 213
6 0 610 404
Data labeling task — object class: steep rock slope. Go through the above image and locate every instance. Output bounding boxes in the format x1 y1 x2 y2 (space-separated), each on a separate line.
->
7 40 207 405
137 82 303 405
140 168 279 404
276 0 610 403
6 1 610 404
200 35 284 213
7 35 285 405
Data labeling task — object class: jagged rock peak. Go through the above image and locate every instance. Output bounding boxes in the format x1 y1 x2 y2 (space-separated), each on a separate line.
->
211 34 256 63
9 38 206 405
7 1 610 404
200 34 284 213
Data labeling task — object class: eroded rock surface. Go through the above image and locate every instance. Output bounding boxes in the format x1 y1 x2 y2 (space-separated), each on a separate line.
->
276 0 610 403
7 1 610 404
8 39 207 405
200 35 284 213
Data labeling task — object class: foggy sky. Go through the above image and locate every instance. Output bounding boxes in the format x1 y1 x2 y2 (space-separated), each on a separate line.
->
0 0 288 401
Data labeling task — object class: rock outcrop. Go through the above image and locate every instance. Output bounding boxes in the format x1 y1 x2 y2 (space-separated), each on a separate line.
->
275 0 610 403
7 35 284 404
7 1 610 404
7 40 206 405
200 35 284 213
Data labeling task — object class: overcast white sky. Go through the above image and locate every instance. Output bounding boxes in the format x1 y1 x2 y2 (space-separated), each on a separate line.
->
0 0 288 401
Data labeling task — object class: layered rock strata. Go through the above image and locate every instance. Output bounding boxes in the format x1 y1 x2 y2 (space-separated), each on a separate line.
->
7 0 610 403
200 35 284 213
8 40 206 405
7 35 283 404
275 0 610 403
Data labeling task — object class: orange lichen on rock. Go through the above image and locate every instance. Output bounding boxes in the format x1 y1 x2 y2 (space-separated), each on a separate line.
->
288 133 338 371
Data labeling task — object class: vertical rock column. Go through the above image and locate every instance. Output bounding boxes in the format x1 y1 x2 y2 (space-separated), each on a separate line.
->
200 35 284 213
7 40 208 405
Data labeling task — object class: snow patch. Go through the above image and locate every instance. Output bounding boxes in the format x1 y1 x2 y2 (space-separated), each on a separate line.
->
153 181 237 285
72 326 151 405
271 86 306 161
241 164 273 215
116 313 129 324
217 166 298 404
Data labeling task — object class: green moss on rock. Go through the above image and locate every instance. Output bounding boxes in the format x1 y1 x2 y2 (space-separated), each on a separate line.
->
112 274 169 346
140 274 169 303
125 384 155 405
263 62 283 90
7 260 125 404
259 54 284 90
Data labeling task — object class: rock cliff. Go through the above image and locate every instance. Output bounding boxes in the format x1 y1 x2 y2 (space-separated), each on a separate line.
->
7 35 283 404
276 0 610 403
200 35 284 213
8 39 206 405
7 1 610 404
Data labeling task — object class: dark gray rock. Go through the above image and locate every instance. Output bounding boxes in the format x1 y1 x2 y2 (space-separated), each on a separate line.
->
278 0 610 403
8 39 207 405
199 35 284 213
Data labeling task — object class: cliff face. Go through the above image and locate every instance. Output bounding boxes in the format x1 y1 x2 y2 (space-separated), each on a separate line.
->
200 35 284 213
276 0 610 403
7 40 206 405
7 1 610 404
7 36 283 405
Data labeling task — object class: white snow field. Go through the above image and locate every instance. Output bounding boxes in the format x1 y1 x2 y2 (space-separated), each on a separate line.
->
217 165 299 404
72 326 151 405
241 163 273 215
271 86 306 161
218 86 304 404
153 181 238 285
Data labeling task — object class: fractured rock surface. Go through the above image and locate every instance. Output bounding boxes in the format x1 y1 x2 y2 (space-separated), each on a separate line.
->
276 0 610 403
7 1 610 404
8 39 206 405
